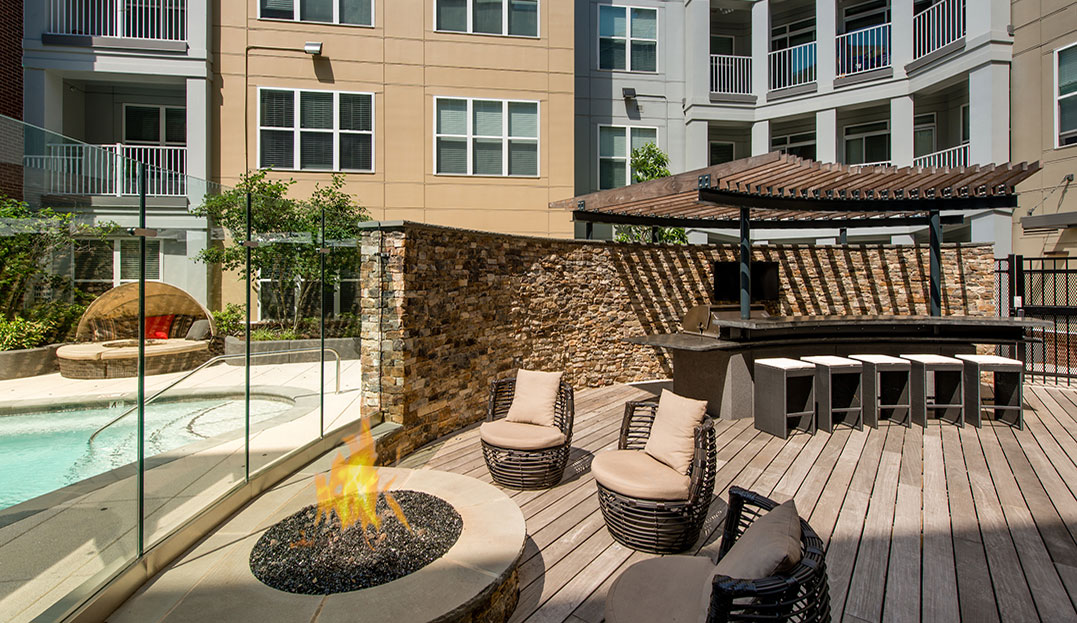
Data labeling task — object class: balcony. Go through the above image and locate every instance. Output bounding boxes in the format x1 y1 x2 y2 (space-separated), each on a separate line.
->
913 0 965 60
914 143 969 168
836 23 891 79
26 144 188 196
709 54 753 96
768 41 817 91
46 0 187 42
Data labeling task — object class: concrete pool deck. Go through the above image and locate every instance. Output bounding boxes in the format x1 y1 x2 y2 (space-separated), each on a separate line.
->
0 359 366 623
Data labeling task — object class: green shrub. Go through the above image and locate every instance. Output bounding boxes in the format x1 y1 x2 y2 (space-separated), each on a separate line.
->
26 301 86 344
0 316 53 351
250 327 300 341
213 303 246 337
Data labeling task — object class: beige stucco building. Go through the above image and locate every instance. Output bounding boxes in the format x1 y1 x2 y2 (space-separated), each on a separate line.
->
1011 0 1077 256
214 0 575 239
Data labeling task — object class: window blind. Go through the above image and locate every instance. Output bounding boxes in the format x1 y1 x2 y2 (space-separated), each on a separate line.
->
119 239 160 281
437 0 467 31
473 0 502 34
340 93 372 131
437 138 468 174
340 0 371 25
340 134 372 170
261 0 293 19
473 100 503 137
508 102 537 138
261 90 294 127
300 0 332 22
301 92 334 129
437 99 467 135
300 133 334 169
508 0 538 36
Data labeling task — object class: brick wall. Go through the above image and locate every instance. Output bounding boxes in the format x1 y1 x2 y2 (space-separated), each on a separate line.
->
0 0 21 120
361 222 997 460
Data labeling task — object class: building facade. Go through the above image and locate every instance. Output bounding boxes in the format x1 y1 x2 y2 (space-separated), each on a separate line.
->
1010 0 1077 257
577 0 1015 253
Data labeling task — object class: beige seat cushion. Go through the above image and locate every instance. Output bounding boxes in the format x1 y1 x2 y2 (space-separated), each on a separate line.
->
713 499 803 580
644 389 708 475
480 420 566 450
591 450 691 501
505 369 563 428
605 555 714 623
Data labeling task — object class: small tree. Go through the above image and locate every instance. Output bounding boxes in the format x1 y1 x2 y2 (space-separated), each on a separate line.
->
614 143 687 244
192 170 370 332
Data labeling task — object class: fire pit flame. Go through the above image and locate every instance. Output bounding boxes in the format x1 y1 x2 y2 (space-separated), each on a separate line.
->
314 418 411 549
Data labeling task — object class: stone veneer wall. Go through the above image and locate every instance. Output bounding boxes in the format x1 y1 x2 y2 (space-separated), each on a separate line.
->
361 222 997 460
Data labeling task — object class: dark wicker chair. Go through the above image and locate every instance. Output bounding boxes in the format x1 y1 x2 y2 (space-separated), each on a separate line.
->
595 400 717 554
706 487 831 623
480 377 575 490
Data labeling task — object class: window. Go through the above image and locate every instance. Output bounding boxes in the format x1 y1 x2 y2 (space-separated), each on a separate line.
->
842 0 890 33
914 113 936 158
1057 43 1077 147
435 0 538 37
73 239 161 294
709 141 735 165
259 0 373 26
259 88 374 172
434 97 539 176
123 105 186 145
598 5 657 72
960 103 970 144
844 121 890 164
771 132 816 160
710 34 734 56
771 17 815 51
598 125 656 189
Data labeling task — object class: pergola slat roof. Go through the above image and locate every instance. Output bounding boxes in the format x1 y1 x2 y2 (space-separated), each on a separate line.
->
552 152 1040 229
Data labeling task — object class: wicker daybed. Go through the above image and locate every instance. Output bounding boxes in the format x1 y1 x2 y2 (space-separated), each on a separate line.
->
57 282 216 379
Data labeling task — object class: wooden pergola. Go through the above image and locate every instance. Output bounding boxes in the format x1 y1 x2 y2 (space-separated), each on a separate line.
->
551 152 1039 319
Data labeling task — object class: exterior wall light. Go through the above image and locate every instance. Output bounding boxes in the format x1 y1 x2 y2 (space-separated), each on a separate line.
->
304 42 323 56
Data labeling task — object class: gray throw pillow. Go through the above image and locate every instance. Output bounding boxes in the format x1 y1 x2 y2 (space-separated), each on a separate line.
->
185 319 211 341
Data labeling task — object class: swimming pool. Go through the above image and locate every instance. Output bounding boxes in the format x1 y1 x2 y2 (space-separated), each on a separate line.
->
0 396 294 510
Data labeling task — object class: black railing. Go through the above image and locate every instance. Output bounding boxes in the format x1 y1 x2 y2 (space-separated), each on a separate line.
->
998 255 1077 386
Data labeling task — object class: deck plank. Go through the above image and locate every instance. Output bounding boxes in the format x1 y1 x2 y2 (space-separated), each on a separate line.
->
882 424 921 623
920 424 960 623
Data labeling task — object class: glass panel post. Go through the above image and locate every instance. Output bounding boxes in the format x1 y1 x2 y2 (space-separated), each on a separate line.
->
137 161 146 556
319 206 325 438
245 191 252 481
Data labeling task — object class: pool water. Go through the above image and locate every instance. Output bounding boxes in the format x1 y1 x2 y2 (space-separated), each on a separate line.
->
0 397 293 510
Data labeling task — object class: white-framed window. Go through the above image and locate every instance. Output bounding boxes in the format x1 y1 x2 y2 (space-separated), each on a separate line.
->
434 97 539 176
258 88 374 172
256 271 359 321
259 0 373 26
598 5 658 72
913 112 936 158
710 34 734 55
960 103 970 144
771 131 816 160
844 120 890 164
1056 42 1077 147
842 0 890 33
435 0 539 37
123 104 186 146
709 141 735 165
598 125 657 189
73 238 162 293
771 17 815 51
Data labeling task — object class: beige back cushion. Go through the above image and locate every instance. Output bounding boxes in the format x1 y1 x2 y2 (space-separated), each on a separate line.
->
712 499 803 580
505 369 563 427
644 389 708 475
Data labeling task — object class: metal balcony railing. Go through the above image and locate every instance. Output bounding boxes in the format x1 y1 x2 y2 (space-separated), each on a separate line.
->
28 144 187 196
836 23 891 77
710 54 753 95
47 0 187 41
913 0 965 60
914 143 969 168
768 41 817 91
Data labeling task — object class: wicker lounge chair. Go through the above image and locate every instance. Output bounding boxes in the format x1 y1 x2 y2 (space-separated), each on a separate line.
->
591 391 717 554
605 486 831 623
480 371 574 490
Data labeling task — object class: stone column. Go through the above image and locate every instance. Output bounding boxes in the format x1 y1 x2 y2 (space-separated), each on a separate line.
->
752 119 771 155
752 0 770 99
968 63 1010 165
890 95 915 167
816 108 838 163
816 0 836 92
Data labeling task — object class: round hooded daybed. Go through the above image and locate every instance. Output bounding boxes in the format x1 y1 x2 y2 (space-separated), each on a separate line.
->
57 282 217 379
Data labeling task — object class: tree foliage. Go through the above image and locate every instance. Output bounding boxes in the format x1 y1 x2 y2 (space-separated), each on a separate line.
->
614 143 687 244
192 170 370 331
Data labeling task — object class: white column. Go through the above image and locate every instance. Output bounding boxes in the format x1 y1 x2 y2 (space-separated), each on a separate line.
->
968 63 1010 164
685 119 709 170
890 95 915 167
185 230 209 305
185 77 209 182
891 234 915 244
752 119 771 155
890 0 913 77
967 0 1010 43
23 69 63 132
816 0 836 92
752 0 770 98
685 0 710 104
970 210 1012 258
816 108 838 163
186 0 209 58
687 229 709 245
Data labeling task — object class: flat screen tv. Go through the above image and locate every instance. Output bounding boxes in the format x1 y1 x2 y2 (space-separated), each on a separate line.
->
713 261 779 302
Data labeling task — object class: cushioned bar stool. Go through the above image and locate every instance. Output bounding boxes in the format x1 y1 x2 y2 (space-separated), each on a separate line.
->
801 355 864 433
900 354 965 427
754 358 816 439
850 354 912 428
956 354 1024 429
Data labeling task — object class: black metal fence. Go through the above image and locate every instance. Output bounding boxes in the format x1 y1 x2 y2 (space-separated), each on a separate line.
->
998 255 1077 386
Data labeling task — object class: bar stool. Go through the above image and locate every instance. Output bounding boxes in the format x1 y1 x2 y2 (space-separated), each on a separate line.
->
801 356 864 432
754 358 815 439
850 354 912 428
956 354 1024 429
900 354 965 427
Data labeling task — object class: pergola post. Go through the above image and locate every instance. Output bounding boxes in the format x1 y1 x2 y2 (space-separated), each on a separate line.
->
740 207 751 320
929 208 941 316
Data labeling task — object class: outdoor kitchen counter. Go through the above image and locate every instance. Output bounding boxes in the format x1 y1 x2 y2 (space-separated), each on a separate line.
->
628 315 1047 420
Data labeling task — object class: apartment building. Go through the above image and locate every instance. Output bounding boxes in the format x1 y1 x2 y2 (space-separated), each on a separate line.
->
21 0 213 302
1010 0 1077 257
577 0 1015 253
217 0 575 239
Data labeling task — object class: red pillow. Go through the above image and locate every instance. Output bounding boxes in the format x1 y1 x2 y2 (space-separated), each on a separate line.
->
145 315 175 339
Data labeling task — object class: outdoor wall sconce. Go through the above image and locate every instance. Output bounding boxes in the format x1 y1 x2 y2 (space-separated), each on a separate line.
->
304 41 323 56
622 87 636 101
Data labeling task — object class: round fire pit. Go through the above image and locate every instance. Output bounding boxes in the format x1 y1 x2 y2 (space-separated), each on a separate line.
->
250 491 463 594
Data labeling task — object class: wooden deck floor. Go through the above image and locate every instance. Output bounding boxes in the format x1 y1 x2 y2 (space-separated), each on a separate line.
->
398 382 1077 623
